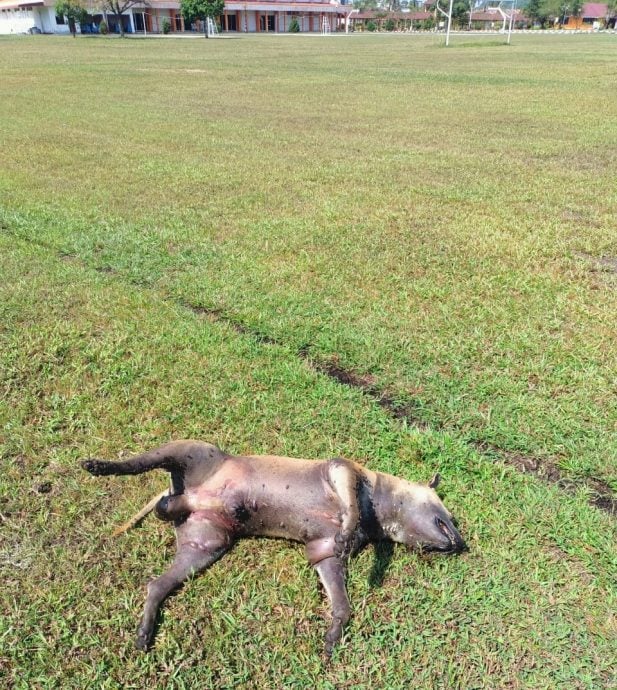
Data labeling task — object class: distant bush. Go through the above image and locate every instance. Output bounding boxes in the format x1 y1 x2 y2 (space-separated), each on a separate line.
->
366 20 377 31
289 17 300 32
162 18 171 33
99 19 108 34
384 18 396 31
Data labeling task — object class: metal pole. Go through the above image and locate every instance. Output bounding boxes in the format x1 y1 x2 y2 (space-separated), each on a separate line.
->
507 0 515 43
445 0 454 45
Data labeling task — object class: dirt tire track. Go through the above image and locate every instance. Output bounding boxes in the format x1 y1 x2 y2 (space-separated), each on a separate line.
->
2 224 615 517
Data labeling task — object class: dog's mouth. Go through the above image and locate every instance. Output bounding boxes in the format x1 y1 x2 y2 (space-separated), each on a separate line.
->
435 517 467 553
414 518 467 555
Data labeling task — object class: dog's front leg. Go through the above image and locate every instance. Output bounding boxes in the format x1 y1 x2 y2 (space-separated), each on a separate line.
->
314 556 351 657
326 459 360 560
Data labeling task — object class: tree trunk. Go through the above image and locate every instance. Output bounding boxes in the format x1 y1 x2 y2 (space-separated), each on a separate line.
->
204 17 209 37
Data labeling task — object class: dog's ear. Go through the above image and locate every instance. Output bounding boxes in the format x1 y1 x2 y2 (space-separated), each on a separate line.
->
428 473 441 489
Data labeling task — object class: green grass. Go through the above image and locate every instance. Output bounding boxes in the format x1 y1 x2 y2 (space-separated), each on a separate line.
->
0 34 616 688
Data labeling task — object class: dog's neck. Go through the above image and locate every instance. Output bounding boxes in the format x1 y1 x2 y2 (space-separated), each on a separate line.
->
361 471 409 541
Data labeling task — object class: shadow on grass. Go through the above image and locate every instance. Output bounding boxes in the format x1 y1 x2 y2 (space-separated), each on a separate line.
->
453 40 510 48
368 541 395 588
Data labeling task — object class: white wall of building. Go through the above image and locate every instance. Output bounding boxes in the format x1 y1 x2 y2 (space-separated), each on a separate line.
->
245 10 257 31
39 7 70 33
1 3 340 34
0 7 35 33
0 6 71 34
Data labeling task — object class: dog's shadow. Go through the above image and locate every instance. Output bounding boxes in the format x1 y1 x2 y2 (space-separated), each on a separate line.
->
367 541 394 588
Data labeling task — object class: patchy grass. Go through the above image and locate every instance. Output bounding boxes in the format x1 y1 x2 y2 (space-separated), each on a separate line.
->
0 34 616 688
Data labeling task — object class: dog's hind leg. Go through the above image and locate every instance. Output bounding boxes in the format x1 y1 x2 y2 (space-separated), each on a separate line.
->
82 440 215 476
136 519 233 650
314 556 351 657
82 441 228 495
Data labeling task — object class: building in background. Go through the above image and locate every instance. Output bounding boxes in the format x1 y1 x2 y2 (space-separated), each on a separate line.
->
0 0 71 33
0 0 353 33
564 2 609 29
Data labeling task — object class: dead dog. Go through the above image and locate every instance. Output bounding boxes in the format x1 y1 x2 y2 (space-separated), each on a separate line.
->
82 440 466 655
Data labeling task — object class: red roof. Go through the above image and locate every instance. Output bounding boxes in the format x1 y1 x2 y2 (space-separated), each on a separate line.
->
353 10 431 19
581 2 608 17
470 10 525 21
470 11 501 20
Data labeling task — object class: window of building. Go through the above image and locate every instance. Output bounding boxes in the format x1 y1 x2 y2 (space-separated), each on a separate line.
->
260 13 275 30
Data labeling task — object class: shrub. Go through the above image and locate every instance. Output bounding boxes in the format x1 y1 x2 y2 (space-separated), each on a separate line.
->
366 20 377 31
162 18 171 33
288 17 300 32
99 19 108 34
384 18 396 31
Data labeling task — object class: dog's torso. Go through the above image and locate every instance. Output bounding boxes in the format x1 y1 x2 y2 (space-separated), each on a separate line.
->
181 454 375 546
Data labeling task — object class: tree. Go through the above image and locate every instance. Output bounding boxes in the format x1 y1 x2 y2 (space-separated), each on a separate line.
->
102 0 144 37
180 0 224 37
526 0 550 26
607 0 617 27
541 0 583 25
435 0 468 28
55 0 87 36
352 0 378 10
563 0 583 22
450 0 469 25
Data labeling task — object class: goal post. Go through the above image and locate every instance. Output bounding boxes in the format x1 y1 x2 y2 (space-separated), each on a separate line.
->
437 0 518 46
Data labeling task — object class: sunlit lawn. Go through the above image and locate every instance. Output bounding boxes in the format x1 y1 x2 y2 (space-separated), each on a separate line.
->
0 32 615 688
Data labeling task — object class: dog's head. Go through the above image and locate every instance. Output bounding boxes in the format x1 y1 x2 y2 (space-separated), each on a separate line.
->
389 474 466 554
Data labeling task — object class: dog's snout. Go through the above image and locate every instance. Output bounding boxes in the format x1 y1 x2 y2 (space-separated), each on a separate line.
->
435 516 467 553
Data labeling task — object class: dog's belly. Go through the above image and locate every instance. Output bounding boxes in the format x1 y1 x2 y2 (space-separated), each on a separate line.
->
239 462 341 542
184 456 343 543
239 494 341 542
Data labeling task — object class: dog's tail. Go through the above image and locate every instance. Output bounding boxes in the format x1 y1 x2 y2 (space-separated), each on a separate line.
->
111 490 169 537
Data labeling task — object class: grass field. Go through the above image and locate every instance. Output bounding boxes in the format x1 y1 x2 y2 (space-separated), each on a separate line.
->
0 33 616 688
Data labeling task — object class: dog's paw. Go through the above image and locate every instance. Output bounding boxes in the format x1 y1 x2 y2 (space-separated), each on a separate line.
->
81 459 112 476
135 627 152 652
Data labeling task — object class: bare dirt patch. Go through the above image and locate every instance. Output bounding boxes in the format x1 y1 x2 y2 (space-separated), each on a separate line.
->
574 251 617 275
474 441 616 516
298 349 431 431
